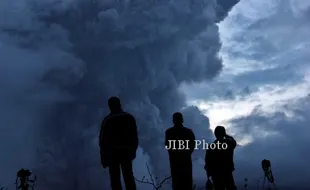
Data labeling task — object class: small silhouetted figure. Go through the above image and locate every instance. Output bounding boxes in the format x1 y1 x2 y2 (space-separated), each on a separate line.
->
165 112 196 190
99 97 138 190
204 126 237 190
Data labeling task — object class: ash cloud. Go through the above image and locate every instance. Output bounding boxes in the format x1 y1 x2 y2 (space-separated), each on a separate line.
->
0 0 239 189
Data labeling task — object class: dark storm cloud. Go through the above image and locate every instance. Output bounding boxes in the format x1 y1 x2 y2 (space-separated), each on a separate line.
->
231 96 310 188
0 0 239 189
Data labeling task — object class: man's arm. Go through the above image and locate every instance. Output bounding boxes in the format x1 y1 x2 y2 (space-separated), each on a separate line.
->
130 115 139 151
204 149 212 176
205 140 216 177
99 117 108 150
99 117 110 168
165 130 171 151
225 135 237 149
189 130 196 153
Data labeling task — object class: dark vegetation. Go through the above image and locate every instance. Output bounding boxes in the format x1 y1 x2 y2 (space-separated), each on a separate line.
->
1 161 277 190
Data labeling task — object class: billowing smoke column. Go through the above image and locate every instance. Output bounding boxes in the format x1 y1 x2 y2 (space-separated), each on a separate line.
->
0 0 239 189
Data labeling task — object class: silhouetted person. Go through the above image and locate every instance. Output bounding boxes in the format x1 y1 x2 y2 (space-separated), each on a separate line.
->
204 126 237 190
165 112 196 190
99 97 138 190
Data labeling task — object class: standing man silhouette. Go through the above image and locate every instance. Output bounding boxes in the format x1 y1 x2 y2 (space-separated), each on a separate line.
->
204 126 237 190
99 97 138 190
165 112 196 190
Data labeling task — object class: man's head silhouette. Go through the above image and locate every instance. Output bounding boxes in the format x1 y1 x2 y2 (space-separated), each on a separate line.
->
173 112 183 125
108 96 122 112
214 126 226 140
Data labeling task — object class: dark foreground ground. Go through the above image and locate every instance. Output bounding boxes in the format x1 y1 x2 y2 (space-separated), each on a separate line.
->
194 180 309 190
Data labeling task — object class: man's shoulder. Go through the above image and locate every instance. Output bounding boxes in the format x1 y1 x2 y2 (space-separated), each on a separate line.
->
165 127 174 134
102 112 122 123
181 126 194 135
102 114 112 123
165 126 193 134
123 111 135 118
183 126 193 132
224 136 236 144
107 111 134 119
120 112 136 122
214 138 231 145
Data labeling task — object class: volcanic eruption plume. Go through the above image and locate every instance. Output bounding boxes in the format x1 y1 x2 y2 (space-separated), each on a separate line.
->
0 0 239 189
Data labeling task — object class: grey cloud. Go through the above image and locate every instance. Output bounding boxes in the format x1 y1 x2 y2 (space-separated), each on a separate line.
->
0 0 239 189
230 96 310 188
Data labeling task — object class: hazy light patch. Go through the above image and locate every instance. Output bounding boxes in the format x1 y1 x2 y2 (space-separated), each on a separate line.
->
188 80 310 131
235 135 252 146
186 80 309 145
234 130 279 146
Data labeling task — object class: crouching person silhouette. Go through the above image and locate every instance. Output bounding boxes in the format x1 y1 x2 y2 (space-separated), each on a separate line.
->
165 112 196 190
204 126 237 190
99 97 138 190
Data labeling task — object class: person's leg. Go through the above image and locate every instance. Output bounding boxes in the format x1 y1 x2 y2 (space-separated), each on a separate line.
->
109 163 122 190
226 172 237 190
121 161 136 190
212 174 225 190
205 178 213 190
182 160 193 190
172 172 183 190
170 163 180 190
170 170 178 190
171 161 192 190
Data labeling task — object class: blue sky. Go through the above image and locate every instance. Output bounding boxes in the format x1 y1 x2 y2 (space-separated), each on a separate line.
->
182 0 310 134
181 0 310 187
